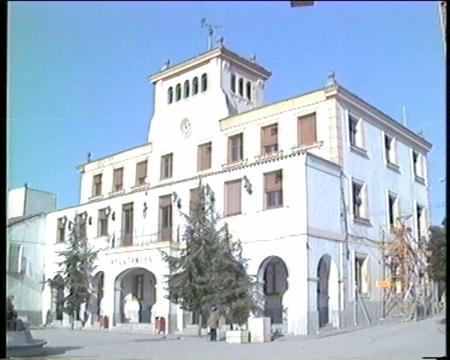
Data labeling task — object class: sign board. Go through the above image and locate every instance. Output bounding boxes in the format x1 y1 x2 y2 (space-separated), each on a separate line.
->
376 280 392 289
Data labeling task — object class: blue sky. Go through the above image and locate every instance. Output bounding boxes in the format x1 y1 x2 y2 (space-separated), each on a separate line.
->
8 1 446 224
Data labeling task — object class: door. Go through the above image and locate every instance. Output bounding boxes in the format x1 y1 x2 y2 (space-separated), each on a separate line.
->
317 258 329 328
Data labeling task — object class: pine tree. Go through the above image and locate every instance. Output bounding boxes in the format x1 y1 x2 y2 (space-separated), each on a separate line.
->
162 182 257 332
47 214 99 329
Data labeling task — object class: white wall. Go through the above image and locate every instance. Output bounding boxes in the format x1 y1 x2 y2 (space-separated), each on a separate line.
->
8 214 47 325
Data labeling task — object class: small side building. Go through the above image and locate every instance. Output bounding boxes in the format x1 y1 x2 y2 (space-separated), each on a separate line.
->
7 185 57 325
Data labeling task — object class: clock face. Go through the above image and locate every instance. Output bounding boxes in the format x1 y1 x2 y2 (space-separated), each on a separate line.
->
180 118 192 138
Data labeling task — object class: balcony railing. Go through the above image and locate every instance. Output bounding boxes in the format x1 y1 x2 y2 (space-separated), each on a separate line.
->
106 227 179 249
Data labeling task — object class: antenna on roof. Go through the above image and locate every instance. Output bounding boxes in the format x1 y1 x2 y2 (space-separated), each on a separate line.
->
201 18 221 51
401 105 407 127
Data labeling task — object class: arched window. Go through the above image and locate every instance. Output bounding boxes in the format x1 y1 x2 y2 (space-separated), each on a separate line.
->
246 81 252 100
193 77 199 95
184 80 190 98
175 84 181 101
201 73 207 92
238 78 244 97
167 87 173 104
231 74 236 93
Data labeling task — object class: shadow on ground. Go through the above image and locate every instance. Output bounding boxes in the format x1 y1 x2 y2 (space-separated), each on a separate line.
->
40 345 83 357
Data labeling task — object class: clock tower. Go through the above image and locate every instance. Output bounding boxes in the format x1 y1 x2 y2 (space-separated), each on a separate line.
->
146 45 271 183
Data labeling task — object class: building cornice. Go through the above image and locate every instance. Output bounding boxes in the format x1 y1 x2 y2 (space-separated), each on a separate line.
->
334 86 432 153
76 143 152 173
148 46 271 84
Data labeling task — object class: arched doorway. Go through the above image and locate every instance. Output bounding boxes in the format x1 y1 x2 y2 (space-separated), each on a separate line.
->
258 256 288 326
113 268 156 325
317 256 329 328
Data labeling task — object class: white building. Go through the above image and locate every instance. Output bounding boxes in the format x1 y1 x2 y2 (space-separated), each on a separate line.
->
42 45 431 335
7 185 57 325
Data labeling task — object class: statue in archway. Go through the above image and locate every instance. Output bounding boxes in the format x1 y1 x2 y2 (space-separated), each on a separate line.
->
123 294 140 323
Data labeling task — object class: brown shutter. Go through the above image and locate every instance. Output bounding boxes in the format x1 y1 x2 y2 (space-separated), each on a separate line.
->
137 161 147 182
114 168 123 188
298 113 316 146
261 124 278 154
205 143 212 169
228 137 233 163
265 170 282 192
190 188 202 215
198 143 212 171
225 180 241 215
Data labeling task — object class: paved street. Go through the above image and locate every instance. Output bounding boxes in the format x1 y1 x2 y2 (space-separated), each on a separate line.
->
23 315 445 360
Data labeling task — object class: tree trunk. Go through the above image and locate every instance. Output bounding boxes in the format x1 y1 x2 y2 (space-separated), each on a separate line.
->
71 310 76 330
198 313 203 337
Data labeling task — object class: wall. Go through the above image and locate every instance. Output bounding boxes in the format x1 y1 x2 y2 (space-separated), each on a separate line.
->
8 187 25 218
8 214 47 325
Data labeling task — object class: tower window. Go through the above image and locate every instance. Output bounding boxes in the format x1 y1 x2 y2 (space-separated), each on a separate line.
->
184 80 190 98
246 81 252 100
175 84 181 101
238 78 244 97
201 73 208 92
231 74 236 93
193 77 199 95
167 87 173 104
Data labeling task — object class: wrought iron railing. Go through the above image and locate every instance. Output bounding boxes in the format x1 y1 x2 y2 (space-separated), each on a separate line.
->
105 227 179 249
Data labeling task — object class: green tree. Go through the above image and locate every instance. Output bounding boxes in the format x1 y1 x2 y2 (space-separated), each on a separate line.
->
47 214 99 329
427 218 446 283
162 182 257 332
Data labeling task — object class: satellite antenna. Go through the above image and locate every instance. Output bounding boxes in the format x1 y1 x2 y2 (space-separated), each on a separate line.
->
201 18 221 51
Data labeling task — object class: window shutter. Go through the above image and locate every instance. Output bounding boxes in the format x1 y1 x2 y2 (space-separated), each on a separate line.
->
114 168 123 187
190 188 202 215
137 161 147 183
227 137 233 163
265 171 282 192
225 180 242 215
298 113 316 146
261 124 278 153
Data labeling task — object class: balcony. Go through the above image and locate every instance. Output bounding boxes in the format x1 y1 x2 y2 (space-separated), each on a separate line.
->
103 227 180 250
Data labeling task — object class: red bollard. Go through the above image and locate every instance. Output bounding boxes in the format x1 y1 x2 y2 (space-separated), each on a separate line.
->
99 316 104 329
104 315 109 329
159 317 166 334
155 317 160 333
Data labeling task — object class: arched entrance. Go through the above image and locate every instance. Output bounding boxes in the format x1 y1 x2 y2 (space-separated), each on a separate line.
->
113 268 156 325
258 256 288 326
317 255 330 328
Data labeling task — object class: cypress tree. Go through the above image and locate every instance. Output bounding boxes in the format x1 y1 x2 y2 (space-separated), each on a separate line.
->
47 214 99 329
162 181 257 332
